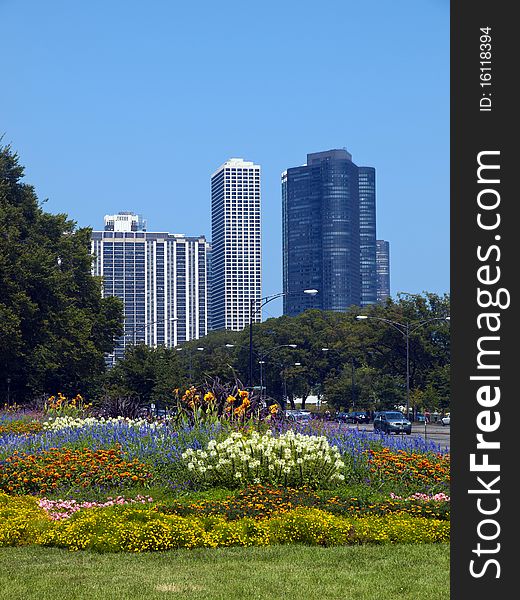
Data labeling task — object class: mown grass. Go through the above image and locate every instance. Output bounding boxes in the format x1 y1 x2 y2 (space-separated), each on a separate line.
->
0 544 449 600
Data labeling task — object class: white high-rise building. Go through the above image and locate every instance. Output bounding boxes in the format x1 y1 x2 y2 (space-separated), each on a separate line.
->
210 158 262 330
91 212 209 364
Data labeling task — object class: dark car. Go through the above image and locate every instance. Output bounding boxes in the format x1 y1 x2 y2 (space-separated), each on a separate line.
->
346 411 370 424
335 412 350 423
373 411 412 434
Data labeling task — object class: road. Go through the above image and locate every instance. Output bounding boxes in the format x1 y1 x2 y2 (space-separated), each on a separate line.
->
336 422 451 450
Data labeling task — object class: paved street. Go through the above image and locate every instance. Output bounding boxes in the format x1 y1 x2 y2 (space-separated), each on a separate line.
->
336 422 451 450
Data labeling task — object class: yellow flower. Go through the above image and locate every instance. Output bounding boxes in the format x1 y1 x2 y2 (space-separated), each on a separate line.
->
226 395 236 404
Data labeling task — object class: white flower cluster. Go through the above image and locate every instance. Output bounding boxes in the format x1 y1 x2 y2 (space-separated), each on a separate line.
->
181 430 346 488
42 416 165 432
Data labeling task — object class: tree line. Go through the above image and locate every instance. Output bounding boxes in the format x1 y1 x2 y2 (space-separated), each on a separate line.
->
1 145 450 413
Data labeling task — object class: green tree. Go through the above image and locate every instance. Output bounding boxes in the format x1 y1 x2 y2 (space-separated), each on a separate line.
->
0 145 123 403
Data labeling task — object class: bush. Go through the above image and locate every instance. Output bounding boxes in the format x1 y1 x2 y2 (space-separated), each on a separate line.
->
182 430 346 489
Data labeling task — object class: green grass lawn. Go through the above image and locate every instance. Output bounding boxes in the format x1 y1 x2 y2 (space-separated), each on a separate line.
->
0 544 449 600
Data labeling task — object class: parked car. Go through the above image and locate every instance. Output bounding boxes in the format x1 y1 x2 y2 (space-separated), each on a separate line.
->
335 412 350 423
285 410 312 423
373 411 412 434
441 414 451 426
346 411 370 424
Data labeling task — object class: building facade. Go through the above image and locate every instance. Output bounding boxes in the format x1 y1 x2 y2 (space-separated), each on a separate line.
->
376 239 391 304
210 158 262 331
282 149 367 316
358 167 377 306
91 213 209 364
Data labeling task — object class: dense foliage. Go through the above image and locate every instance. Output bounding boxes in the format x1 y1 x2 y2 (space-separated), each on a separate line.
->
103 294 450 415
0 145 123 403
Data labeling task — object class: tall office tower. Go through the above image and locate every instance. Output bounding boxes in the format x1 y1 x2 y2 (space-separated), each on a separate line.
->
282 149 361 316
210 158 262 331
358 167 377 306
376 239 391 304
91 212 210 364
206 243 213 331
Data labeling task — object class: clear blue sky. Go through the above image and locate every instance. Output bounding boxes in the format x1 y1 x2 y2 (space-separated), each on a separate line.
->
1 0 449 319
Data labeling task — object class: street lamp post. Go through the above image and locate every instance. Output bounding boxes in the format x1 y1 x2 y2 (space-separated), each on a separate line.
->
258 344 298 401
176 345 204 383
356 314 450 419
127 317 178 346
248 290 317 388
279 361 302 411
321 347 357 411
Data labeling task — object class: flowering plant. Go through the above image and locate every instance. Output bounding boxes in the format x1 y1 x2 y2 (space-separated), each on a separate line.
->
44 393 92 419
42 416 164 432
0 447 151 495
182 430 346 489
39 495 154 520
173 377 279 425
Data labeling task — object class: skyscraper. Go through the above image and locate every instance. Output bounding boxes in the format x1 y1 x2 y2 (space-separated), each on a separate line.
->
358 167 377 306
210 158 262 331
376 239 391 304
91 212 210 364
282 149 365 316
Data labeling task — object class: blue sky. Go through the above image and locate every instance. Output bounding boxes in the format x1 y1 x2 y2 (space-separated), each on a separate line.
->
1 0 449 319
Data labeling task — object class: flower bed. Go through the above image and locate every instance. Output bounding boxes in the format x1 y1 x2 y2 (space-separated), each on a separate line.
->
158 484 450 521
0 493 449 552
366 447 450 493
0 403 451 552
0 448 151 495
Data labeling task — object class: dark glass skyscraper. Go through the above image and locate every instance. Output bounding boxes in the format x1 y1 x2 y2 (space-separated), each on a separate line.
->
282 149 364 315
376 239 391 304
358 167 377 306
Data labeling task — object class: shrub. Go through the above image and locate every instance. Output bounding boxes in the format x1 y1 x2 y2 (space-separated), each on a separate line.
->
97 394 144 419
182 430 346 489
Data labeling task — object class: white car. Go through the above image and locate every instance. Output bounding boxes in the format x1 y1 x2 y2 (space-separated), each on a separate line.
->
285 410 312 423
441 414 450 426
